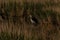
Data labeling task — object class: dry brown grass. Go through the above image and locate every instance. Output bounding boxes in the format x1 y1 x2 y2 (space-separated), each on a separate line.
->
0 0 60 40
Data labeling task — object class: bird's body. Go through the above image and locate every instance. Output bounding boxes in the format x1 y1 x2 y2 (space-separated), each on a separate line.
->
29 15 38 25
30 17 38 24
0 10 5 20
0 9 9 20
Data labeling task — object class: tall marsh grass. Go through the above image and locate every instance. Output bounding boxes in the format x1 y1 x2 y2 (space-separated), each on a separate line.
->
0 1 60 40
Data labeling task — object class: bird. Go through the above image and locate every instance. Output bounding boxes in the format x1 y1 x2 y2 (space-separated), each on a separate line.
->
0 9 9 20
29 15 39 25
0 10 6 20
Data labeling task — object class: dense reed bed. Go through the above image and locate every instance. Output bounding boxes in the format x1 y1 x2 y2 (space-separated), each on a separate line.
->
0 0 60 40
